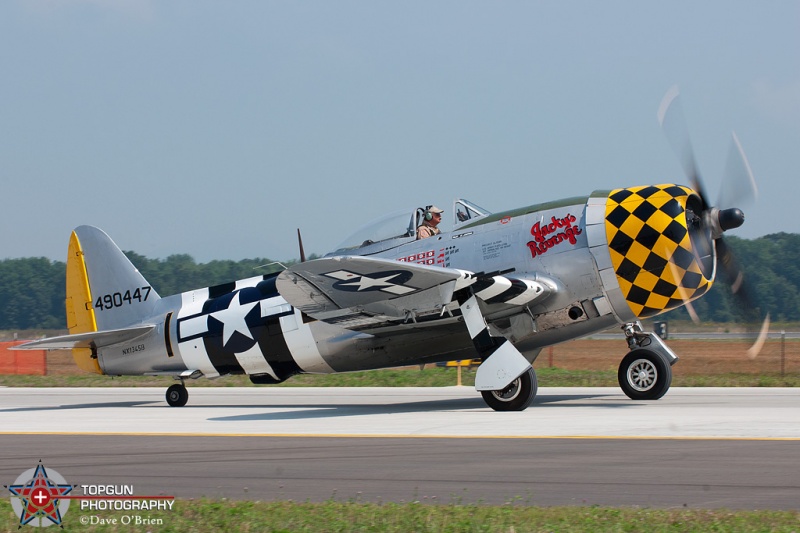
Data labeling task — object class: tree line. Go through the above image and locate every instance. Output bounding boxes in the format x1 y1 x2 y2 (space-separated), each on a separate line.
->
1 234 797 331
0 253 298 330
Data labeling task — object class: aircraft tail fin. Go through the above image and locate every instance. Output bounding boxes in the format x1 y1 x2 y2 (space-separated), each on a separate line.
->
65 226 161 373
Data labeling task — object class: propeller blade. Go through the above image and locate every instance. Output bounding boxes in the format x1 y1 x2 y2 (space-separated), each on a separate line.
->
297 228 306 263
715 237 769 358
747 313 770 360
657 86 710 207
665 250 701 324
715 238 749 303
657 88 764 356
717 131 758 210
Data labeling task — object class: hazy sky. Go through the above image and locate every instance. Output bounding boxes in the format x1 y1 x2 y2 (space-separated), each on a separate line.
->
1 1 798 263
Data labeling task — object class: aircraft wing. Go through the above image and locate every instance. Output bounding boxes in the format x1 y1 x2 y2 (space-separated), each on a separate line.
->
275 256 476 329
11 325 155 350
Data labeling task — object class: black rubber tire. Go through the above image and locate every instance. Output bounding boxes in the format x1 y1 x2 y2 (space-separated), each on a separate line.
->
618 349 672 400
166 384 189 407
481 367 537 411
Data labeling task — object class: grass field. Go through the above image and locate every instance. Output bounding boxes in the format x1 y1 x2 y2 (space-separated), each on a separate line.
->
1 365 799 389
2 499 800 532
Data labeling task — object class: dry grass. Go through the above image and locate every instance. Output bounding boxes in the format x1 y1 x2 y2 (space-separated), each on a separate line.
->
536 338 798 376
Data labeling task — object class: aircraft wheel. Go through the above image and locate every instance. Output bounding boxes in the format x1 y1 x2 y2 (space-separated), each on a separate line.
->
481 367 537 411
618 349 672 400
166 384 189 407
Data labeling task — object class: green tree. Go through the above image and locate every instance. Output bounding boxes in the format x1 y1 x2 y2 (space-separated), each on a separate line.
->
0 258 66 329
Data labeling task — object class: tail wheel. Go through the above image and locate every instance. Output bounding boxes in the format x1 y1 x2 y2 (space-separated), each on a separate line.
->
166 383 189 407
618 349 672 400
481 367 537 411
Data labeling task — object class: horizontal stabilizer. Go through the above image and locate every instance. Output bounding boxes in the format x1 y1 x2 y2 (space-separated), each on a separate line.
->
11 325 155 351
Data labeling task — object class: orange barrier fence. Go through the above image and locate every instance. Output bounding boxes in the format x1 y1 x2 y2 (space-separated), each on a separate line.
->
0 342 47 375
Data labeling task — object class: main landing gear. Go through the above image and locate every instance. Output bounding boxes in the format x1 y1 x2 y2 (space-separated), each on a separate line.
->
617 323 678 401
166 381 189 407
458 290 538 412
481 367 537 411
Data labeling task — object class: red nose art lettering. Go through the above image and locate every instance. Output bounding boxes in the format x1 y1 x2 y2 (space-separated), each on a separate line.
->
526 214 582 258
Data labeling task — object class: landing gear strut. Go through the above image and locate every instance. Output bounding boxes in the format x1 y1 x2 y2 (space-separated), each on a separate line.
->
618 323 678 401
166 381 189 407
481 367 537 411
456 289 537 412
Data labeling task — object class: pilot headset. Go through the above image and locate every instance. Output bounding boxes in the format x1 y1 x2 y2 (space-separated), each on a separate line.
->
424 206 434 221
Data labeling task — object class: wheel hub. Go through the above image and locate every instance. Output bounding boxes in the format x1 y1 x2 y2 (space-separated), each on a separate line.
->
492 378 521 402
628 359 657 392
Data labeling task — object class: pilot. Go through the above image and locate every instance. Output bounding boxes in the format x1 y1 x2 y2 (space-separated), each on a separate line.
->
417 205 444 239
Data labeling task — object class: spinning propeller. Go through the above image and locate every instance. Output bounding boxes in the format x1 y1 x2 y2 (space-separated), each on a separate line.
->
657 86 768 358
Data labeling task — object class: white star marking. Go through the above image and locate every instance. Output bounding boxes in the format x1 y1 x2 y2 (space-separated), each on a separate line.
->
210 292 258 345
324 270 416 295
340 273 403 291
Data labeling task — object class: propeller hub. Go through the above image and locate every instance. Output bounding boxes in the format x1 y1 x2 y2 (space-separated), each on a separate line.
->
718 208 745 232
706 207 745 239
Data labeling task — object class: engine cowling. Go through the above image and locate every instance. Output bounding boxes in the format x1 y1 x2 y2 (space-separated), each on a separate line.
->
587 184 715 321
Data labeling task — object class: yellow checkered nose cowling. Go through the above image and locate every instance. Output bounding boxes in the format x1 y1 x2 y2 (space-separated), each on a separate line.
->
604 184 713 318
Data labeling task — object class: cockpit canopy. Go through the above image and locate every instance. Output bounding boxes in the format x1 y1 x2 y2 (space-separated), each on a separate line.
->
329 199 490 256
453 199 488 225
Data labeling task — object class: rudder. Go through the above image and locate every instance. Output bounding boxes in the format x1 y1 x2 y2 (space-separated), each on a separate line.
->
65 229 101 373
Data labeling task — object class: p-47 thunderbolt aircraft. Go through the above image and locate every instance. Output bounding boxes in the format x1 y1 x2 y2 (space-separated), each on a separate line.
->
15 89 760 410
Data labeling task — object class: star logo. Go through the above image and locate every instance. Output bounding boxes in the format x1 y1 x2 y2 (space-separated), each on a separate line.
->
209 291 259 346
6 461 74 528
325 269 416 295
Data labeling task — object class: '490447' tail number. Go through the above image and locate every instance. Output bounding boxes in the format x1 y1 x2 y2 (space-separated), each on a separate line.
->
94 287 152 311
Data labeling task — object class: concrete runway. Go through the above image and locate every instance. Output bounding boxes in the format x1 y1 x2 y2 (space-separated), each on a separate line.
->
1 387 798 509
